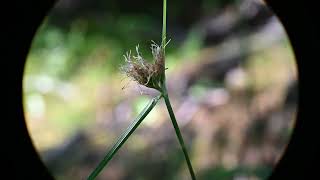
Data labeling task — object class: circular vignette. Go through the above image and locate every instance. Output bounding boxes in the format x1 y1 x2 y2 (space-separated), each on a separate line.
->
2 0 317 179
264 1 317 179
3 0 56 179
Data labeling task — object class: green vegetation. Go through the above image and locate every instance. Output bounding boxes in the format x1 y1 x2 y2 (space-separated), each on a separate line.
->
23 0 297 179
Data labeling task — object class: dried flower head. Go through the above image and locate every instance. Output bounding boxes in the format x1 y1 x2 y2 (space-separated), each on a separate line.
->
120 41 166 91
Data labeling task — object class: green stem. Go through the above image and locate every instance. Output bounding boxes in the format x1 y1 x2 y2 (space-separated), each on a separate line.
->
161 83 196 180
87 95 162 180
162 0 167 49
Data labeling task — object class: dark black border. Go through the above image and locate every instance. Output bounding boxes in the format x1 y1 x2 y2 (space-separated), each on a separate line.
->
2 0 56 179
1 0 318 179
265 0 319 179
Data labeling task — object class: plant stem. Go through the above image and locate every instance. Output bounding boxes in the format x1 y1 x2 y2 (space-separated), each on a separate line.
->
162 0 167 49
161 0 195 178
87 95 162 180
161 83 196 180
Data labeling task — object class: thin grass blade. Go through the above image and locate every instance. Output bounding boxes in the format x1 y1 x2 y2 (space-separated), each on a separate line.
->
87 95 162 180
161 83 196 180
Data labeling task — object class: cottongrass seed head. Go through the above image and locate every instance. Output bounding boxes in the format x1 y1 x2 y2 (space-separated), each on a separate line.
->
120 41 166 91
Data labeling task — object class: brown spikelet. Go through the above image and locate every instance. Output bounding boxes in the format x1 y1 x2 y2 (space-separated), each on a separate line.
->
120 42 166 91
151 41 166 79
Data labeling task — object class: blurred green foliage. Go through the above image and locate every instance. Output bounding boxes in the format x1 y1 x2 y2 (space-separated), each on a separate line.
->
23 0 297 179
